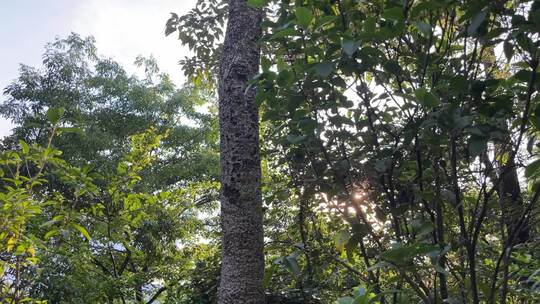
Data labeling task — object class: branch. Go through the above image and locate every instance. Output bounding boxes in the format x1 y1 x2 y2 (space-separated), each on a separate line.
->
146 287 167 304
118 249 131 276
92 258 111 276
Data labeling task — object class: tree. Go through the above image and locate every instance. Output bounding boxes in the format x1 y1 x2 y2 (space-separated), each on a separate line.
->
217 0 265 303
254 0 540 303
0 112 66 304
1 34 223 303
1 34 219 192
4 1 540 303
162 0 540 302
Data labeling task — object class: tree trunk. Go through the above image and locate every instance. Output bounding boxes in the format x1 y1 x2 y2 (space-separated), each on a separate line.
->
217 1 264 303
500 158 529 242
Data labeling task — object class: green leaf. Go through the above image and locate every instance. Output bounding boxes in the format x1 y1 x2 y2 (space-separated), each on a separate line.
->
528 137 536 154
503 41 514 62
514 70 531 82
337 296 354 304
70 223 91 241
352 286 367 298
270 28 298 40
366 261 391 272
383 60 402 76
468 136 487 157
414 22 432 37
353 295 371 304
286 134 307 144
263 264 276 288
467 10 487 36
40 219 62 228
335 230 351 252
363 17 376 33
381 242 439 264
516 33 533 52
247 0 268 8
57 127 84 136
434 263 449 276
276 56 287 72
416 222 435 237
414 88 440 108
298 118 318 133
44 229 59 240
295 7 313 29
261 57 271 72
19 140 29 154
315 62 334 78
382 7 403 21
283 255 301 276
343 40 360 56
46 107 65 125
525 159 540 178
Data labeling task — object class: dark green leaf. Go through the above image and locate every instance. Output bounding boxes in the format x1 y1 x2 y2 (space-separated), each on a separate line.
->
283 255 301 276
363 17 376 33
286 134 307 144
469 136 487 157
414 22 432 36
467 11 487 36
314 62 334 78
503 41 514 62
298 118 318 133
514 70 531 82
343 40 360 56
381 242 439 264
295 7 313 29
525 159 540 178
270 28 298 40
46 107 65 125
383 60 402 76
414 88 440 108
382 7 403 21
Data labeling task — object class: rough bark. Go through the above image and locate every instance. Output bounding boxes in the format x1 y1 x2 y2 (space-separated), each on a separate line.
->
217 1 264 303
483 47 530 244
499 156 529 243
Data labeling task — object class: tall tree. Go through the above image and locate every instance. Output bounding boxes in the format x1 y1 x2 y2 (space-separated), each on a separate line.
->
1 34 219 192
217 0 264 303
169 0 540 302
1 34 222 303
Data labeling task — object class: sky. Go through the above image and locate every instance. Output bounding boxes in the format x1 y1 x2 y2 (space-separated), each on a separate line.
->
0 0 197 137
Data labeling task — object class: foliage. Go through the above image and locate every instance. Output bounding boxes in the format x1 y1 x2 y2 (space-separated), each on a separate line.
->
0 109 87 303
1 35 222 303
252 0 540 303
29 127 219 303
165 0 228 86
1 33 219 192
171 0 540 302
3 0 540 303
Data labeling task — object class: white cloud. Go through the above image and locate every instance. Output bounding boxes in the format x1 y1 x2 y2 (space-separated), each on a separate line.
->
70 0 197 84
